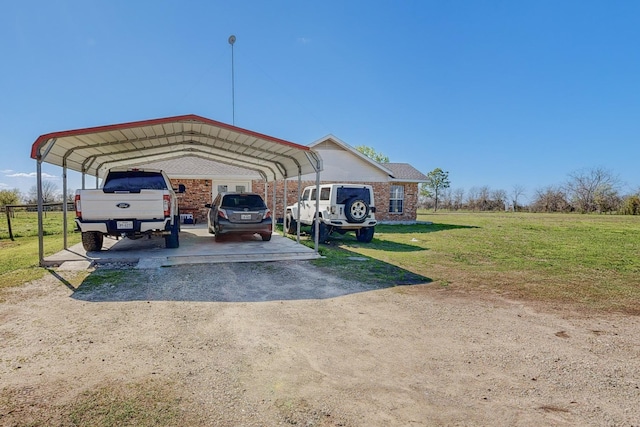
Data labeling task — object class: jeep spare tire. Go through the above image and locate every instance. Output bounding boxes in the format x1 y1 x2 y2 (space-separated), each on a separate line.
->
345 198 370 223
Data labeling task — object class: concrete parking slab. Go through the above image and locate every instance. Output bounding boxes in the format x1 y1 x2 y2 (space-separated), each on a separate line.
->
44 224 320 268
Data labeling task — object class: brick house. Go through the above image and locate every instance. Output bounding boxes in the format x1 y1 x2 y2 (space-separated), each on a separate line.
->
140 135 427 224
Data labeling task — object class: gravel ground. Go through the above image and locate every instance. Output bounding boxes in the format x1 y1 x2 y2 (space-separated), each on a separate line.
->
1 260 639 426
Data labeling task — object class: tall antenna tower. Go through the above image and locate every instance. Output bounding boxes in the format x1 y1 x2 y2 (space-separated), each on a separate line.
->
228 35 236 125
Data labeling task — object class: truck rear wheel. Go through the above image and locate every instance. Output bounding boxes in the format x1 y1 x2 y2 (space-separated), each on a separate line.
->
165 218 180 248
82 231 103 252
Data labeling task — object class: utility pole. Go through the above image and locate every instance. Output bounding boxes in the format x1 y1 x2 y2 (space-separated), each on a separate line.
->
228 35 236 125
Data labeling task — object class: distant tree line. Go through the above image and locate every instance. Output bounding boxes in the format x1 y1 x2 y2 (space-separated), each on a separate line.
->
419 167 640 215
353 146 639 216
0 182 75 209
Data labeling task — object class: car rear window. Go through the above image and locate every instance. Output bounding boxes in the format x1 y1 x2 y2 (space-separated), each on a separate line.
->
336 187 371 205
221 194 266 209
103 171 167 193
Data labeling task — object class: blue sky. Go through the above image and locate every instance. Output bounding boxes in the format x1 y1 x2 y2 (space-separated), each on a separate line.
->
1 1 639 203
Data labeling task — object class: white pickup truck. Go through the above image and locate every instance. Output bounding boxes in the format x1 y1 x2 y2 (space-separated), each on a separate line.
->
74 168 184 251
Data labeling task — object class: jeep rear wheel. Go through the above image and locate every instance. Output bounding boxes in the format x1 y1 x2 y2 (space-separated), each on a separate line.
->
285 213 297 234
356 227 375 243
310 221 330 243
82 231 103 252
345 198 370 223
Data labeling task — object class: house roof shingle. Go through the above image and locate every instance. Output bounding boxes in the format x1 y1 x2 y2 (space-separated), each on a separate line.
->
383 163 429 182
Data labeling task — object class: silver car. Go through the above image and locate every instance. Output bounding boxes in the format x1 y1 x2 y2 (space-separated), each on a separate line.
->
205 192 273 242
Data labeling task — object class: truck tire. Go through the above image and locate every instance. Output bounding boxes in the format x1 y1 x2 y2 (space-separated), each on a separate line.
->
345 198 370 223
285 213 297 234
356 227 375 243
82 231 103 252
311 221 330 243
165 218 180 248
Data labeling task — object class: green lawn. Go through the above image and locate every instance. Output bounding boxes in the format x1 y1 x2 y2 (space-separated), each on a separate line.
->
1 210 639 315
0 211 81 289
309 211 640 315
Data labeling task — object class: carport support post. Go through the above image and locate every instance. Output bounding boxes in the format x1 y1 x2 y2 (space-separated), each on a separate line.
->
36 159 44 266
62 165 68 249
271 180 276 234
263 180 268 212
314 170 320 252
283 179 287 236
296 173 301 243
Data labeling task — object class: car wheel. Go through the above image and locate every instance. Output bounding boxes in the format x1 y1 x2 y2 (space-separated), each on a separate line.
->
82 231 103 252
285 213 297 234
356 227 375 243
213 222 225 242
345 198 370 223
261 233 272 241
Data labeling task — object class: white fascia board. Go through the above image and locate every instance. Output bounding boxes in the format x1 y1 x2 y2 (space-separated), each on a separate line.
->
389 178 428 183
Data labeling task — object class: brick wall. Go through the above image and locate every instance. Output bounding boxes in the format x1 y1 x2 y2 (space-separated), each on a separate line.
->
173 178 419 224
252 180 419 223
170 178 212 223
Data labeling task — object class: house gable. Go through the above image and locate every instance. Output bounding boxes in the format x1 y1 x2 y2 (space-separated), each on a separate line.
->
298 135 392 182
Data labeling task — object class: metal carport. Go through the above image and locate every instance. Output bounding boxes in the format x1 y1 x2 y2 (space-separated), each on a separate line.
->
30 114 323 266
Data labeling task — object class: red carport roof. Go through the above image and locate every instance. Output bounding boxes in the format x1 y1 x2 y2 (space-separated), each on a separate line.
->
31 114 322 181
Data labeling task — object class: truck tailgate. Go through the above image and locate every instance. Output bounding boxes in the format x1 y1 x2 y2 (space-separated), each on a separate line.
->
79 190 167 220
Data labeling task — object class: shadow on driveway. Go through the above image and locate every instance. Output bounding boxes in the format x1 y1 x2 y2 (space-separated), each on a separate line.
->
67 258 431 303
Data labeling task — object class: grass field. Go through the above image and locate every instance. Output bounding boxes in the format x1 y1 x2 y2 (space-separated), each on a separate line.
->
318 211 640 315
1 210 638 315
0 211 81 289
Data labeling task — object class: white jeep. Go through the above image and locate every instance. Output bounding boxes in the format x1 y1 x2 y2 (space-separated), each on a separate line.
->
285 184 377 243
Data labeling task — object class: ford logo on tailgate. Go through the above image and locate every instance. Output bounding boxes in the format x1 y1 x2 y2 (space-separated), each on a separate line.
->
116 203 130 209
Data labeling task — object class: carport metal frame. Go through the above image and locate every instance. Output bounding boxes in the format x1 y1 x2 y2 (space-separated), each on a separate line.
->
31 114 323 266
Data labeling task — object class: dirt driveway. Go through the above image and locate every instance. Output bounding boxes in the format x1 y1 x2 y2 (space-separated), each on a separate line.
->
1 261 639 426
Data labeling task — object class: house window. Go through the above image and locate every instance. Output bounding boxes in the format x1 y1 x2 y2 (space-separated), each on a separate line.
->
235 185 246 193
389 185 404 214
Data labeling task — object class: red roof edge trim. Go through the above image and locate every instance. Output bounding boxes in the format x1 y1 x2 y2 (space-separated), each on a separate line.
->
30 114 309 160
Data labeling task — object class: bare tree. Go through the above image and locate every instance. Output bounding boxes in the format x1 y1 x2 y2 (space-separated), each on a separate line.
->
565 167 621 213
453 188 465 210
491 189 507 211
594 186 622 214
511 184 526 211
26 181 60 204
467 187 479 210
531 186 571 213
440 188 453 210
478 186 491 211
